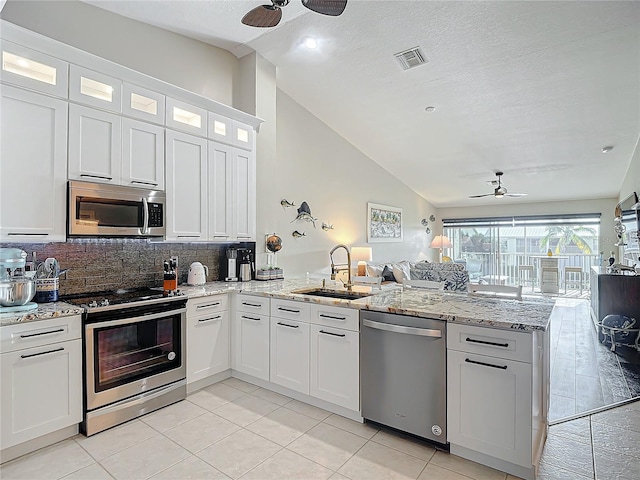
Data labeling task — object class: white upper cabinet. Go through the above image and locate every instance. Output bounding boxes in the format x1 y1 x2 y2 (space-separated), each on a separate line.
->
233 121 254 151
165 130 207 241
208 112 232 145
68 104 122 185
207 141 233 240
122 118 165 190
69 64 122 113
1 40 68 98
0 85 68 242
233 148 256 241
165 97 207 137
122 83 165 125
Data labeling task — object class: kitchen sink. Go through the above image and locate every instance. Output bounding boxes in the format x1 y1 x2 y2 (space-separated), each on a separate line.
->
295 288 372 300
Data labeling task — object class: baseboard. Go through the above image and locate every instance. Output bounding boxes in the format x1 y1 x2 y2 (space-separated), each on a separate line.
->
231 370 362 422
450 444 535 480
1 425 78 464
186 369 232 394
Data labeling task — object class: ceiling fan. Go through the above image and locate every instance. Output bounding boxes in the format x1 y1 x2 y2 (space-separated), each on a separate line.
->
468 172 528 199
242 0 347 28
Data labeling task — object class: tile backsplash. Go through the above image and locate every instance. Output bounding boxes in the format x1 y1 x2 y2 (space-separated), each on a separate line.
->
5 239 225 295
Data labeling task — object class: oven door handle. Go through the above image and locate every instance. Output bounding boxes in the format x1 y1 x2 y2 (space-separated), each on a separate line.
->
142 197 150 235
85 307 186 330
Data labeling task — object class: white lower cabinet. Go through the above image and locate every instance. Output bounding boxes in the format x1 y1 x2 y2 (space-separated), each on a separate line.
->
0 316 82 451
186 295 230 384
447 349 532 465
310 325 359 410
447 323 548 480
233 294 270 380
270 317 310 394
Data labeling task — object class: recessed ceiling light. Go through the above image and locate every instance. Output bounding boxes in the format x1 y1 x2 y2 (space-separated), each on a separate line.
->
303 37 318 49
601 145 614 153
425 106 436 112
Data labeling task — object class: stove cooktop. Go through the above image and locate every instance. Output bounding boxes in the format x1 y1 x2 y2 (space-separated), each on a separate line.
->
61 287 184 309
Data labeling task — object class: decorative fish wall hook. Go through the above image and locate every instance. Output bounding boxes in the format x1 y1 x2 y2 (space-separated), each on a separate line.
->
321 223 334 231
292 230 306 238
281 199 296 208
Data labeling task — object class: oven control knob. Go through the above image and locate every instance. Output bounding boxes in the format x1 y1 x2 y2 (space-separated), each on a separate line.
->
168 352 176 361
88 300 98 308
100 299 110 307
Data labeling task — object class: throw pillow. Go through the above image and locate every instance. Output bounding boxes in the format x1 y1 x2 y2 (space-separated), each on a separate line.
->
381 265 396 282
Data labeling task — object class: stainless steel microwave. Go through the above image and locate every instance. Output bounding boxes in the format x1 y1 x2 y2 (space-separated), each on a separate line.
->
68 180 165 237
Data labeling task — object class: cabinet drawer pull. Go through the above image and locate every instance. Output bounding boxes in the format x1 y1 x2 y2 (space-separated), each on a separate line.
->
21 347 64 359
319 330 345 337
465 358 507 370
241 315 261 321
81 174 113 180
277 322 299 329
19 328 65 338
131 180 158 186
319 313 347 321
242 302 262 308
198 315 221 322
197 302 221 309
177 235 200 238
465 337 509 348
278 307 300 314
8 233 49 236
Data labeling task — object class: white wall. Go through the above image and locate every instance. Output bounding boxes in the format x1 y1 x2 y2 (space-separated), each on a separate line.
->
0 0 236 105
438 197 619 259
262 90 437 276
619 136 639 202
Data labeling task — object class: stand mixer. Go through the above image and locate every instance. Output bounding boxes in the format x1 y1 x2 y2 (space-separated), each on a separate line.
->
0 248 38 314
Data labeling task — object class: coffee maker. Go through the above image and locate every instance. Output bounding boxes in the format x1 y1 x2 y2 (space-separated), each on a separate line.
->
224 248 238 282
219 242 256 281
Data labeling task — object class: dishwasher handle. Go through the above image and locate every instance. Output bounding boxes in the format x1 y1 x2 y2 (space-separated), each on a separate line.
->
362 318 442 338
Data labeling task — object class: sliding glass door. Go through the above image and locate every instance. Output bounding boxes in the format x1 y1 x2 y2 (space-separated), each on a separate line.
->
443 214 601 293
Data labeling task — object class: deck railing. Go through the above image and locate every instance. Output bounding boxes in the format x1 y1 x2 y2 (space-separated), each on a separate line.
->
456 253 599 290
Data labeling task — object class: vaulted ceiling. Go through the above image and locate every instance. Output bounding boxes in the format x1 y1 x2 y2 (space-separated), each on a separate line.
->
84 1 640 207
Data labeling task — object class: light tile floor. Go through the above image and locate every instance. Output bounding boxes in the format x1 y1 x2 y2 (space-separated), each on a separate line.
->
1 378 638 480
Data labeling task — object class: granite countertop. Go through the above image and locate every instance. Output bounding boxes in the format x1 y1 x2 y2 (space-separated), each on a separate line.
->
1 279 555 331
181 279 554 331
0 302 84 327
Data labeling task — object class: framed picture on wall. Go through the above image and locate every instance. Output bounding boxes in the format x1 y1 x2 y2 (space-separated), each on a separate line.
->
367 203 403 243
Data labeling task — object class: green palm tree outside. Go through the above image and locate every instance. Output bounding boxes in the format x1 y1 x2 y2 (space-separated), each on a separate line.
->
539 225 597 254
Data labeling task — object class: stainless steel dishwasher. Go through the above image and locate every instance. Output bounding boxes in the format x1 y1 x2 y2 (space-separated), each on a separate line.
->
360 310 447 445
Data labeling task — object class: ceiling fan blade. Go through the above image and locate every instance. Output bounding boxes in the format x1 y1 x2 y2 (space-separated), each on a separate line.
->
468 193 493 198
241 5 282 27
302 0 347 16
505 193 528 197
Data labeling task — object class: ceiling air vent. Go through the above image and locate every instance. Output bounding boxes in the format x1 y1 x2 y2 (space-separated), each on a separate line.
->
394 47 427 70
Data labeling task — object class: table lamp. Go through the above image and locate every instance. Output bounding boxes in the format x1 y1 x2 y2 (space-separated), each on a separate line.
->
430 235 452 263
351 246 373 276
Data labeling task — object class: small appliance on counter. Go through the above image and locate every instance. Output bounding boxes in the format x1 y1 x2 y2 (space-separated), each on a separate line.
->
0 248 38 313
187 262 208 286
239 249 254 282
219 242 256 281
225 248 238 282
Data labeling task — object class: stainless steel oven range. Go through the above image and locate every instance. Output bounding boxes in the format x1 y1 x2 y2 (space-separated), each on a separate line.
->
64 289 187 436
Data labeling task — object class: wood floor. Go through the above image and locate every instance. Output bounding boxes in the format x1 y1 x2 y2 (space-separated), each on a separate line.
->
548 297 640 422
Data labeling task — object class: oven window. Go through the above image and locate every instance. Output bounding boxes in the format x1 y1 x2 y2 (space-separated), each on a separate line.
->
77 197 143 227
93 316 181 392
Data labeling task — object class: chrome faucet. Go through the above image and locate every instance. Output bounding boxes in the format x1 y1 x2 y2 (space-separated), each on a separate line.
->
329 244 352 291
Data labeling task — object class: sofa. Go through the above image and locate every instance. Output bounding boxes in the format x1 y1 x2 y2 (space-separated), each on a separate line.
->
410 262 470 292
365 261 470 292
